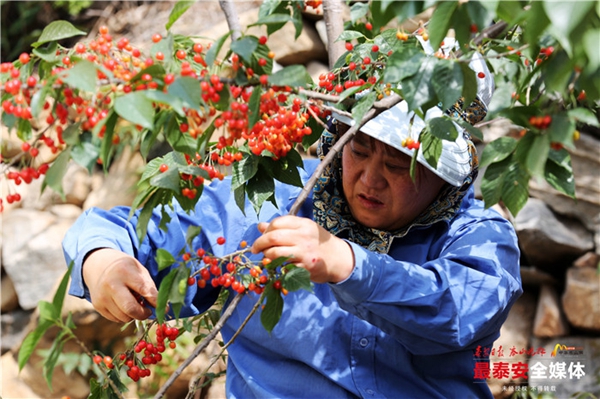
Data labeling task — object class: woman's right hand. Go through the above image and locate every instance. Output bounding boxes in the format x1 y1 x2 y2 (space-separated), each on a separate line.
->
83 248 158 323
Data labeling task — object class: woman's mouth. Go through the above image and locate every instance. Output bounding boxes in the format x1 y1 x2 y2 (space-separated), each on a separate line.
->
357 193 384 209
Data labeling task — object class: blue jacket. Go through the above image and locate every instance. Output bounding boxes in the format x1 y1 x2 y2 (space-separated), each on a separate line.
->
63 159 522 398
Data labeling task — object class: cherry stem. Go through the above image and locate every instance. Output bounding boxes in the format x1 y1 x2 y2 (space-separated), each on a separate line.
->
185 290 266 399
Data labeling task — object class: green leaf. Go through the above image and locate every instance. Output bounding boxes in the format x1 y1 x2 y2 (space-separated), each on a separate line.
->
480 157 511 208
234 184 247 215
351 92 377 128
267 157 303 187
543 0 594 54
547 112 576 149
30 84 52 118
32 41 59 62
232 153 259 190
261 284 284 333
114 92 154 129
428 1 458 50
43 329 68 390
282 266 312 292
428 117 458 141
336 30 365 42
432 60 463 110
384 49 424 83
60 60 97 93
268 65 312 87
402 57 436 111
247 86 263 130
545 149 576 198
99 111 118 169
253 13 293 26
568 107 600 127
350 2 369 24
480 137 517 167
18 319 53 370
156 249 177 271
156 268 178 323
167 76 202 111
150 167 181 192
38 301 58 322
525 133 550 177
17 118 32 142
420 130 442 170
205 31 232 67
41 148 71 199
144 90 185 116
32 20 86 48
166 0 195 30
459 63 477 109
583 29 600 72
524 1 550 46
71 134 99 173
185 225 202 249
231 36 258 64
51 264 73 320
501 162 530 216
136 193 161 244
246 172 275 215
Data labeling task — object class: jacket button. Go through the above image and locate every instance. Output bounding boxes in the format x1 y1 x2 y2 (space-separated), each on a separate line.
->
359 338 369 347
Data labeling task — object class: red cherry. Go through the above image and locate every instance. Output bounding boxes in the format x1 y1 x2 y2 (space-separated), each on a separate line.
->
258 36 268 45
152 33 162 43
365 22 373 31
216 236 226 245
345 42 354 51
159 164 169 173
371 44 379 53
164 73 175 85
176 50 186 60
477 72 485 78
19 53 30 65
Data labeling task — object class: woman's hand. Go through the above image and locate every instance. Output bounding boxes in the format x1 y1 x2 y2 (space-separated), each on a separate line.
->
83 248 158 323
251 216 354 284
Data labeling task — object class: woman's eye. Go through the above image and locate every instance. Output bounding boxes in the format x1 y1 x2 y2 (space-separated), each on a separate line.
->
351 147 368 158
386 163 407 171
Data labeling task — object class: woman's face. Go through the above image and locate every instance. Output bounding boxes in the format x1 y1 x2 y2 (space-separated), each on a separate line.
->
341 131 447 231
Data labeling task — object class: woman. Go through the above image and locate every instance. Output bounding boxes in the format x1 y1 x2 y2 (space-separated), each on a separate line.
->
63 57 522 398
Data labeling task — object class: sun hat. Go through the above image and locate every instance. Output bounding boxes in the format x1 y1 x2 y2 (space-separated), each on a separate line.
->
333 37 494 187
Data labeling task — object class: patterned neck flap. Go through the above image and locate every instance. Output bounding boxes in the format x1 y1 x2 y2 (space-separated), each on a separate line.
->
312 99 482 254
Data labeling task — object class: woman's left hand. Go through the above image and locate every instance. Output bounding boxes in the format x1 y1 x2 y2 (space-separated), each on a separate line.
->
251 215 354 283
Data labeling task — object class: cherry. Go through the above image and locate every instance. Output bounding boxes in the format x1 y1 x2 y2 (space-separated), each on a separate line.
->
477 72 485 78
258 36 268 45
152 33 162 43
345 42 354 51
19 53 30 64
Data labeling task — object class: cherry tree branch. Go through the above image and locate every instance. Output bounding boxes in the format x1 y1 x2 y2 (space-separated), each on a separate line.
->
322 0 346 69
219 0 242 41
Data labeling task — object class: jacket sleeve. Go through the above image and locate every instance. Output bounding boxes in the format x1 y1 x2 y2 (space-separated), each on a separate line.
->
62 178 257 317
329 213 523 356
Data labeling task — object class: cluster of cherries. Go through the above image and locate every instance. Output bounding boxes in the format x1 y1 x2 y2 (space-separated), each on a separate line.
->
0 20 323 210
93 323 182 382
183 238 286 296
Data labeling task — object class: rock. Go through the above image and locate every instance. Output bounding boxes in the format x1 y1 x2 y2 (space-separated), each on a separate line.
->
0 352 40 398
83 147 145 210
487 291 536 398
0 309 33 354
514 198 594 271
533 284 570 338
529 336 600 398
2 208 78 310
15 161 92 211
562 267 600 331
573 252 600 269
1 272 19 313
529 132 600 232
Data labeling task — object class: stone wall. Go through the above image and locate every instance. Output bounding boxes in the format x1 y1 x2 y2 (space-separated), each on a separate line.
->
2 3 599 398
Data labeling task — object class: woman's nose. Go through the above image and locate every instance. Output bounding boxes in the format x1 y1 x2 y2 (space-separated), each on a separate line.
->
360 159 386 189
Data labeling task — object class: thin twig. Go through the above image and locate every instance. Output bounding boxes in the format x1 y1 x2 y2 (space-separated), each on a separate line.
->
153 292 244 399
185 291 266 399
